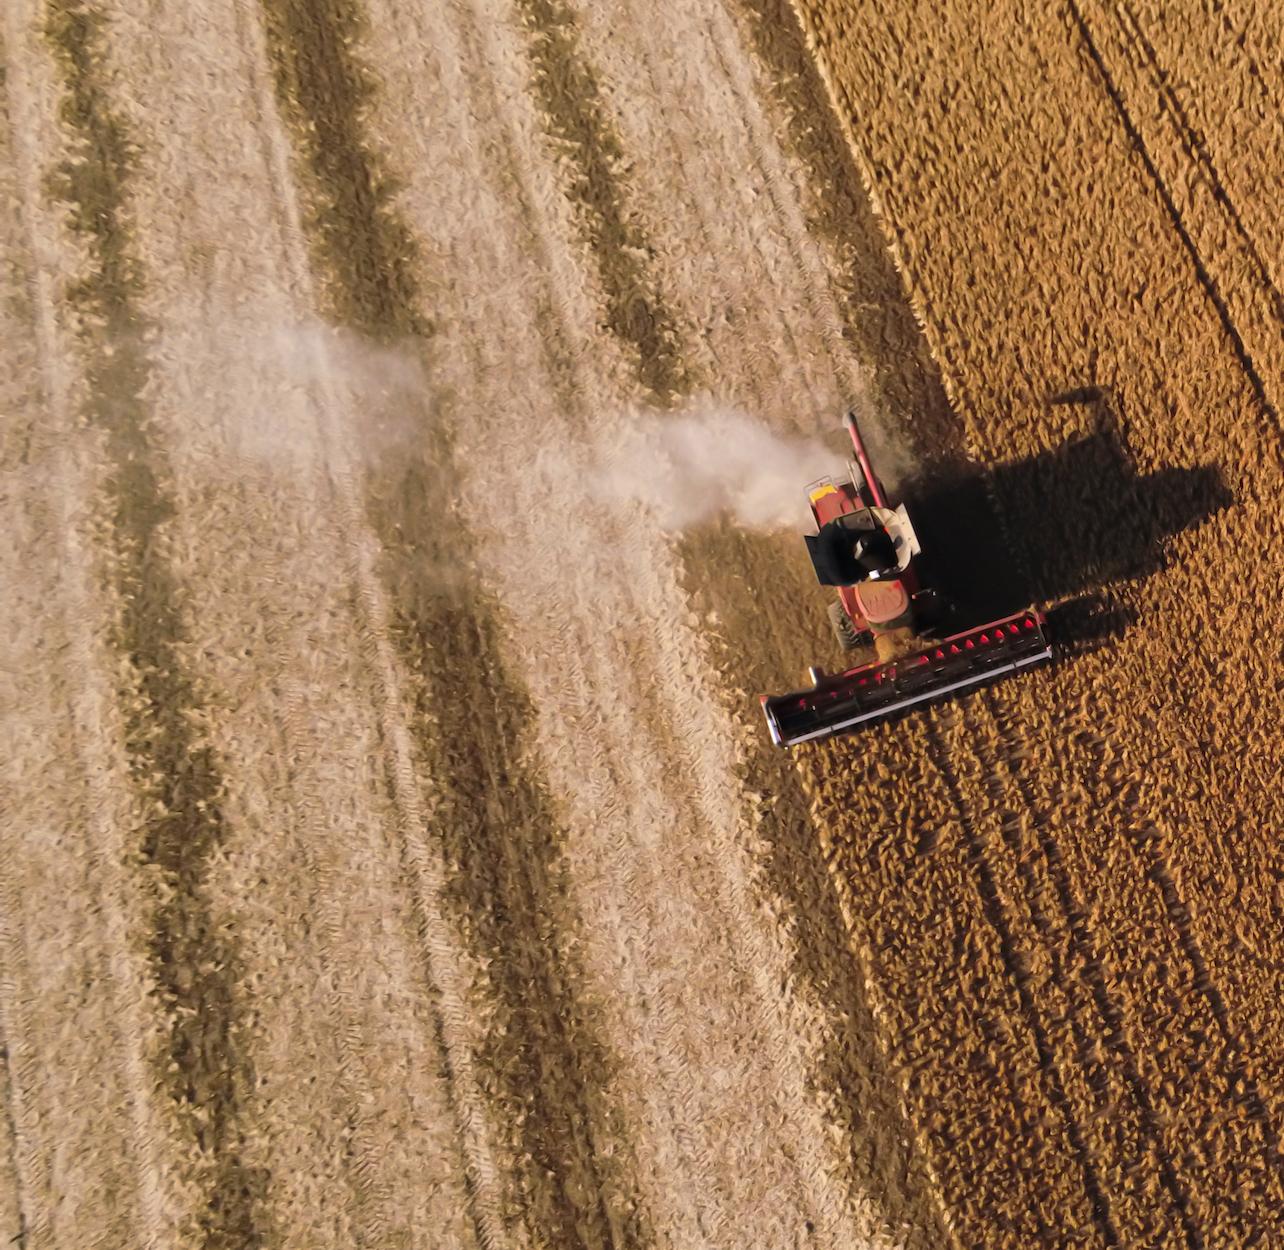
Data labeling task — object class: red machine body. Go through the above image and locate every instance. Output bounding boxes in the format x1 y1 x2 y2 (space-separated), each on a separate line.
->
760 411 1052 747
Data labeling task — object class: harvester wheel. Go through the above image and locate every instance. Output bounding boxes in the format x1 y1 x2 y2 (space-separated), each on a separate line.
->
828 599 864 651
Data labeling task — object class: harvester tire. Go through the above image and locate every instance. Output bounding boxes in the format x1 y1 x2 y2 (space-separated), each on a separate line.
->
828 599 864 651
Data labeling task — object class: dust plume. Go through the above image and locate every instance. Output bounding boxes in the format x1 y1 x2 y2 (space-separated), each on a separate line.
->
548 402 858 533
175 316 875 541
164 313 425 472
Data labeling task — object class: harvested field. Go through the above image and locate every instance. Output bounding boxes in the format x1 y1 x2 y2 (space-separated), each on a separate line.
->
1 0 1281 1246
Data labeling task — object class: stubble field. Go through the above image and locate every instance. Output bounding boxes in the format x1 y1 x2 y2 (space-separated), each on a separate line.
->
1 0 1281 1247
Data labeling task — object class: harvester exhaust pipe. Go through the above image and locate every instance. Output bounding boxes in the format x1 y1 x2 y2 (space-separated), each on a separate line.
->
844 409 886 509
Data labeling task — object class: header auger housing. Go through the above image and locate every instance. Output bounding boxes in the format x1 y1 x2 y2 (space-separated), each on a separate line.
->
760 411 1052 747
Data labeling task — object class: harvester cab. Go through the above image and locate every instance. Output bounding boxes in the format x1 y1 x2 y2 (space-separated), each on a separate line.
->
805 507 916 585
760 410 1052 747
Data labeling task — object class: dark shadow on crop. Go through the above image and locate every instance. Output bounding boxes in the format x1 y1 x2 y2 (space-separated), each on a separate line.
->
904 397 1232 633
1045 593 1136 660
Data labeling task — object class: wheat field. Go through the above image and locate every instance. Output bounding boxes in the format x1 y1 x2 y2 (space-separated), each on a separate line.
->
2 0 1281 1247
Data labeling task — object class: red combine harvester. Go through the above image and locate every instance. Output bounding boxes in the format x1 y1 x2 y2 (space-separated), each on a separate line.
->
760 411 1052 747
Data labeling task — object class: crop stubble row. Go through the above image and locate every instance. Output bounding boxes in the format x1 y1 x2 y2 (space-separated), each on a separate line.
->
0 4 212 1245
101 0 495 1244
792 0 1284 1244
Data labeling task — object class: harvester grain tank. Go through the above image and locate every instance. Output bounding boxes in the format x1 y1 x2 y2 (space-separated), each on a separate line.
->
760 411 1052 747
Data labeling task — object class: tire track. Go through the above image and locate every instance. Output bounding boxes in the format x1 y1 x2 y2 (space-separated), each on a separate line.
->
968 695 1203 1247
513 0 689 403
1113 0 1284 330
1063 0 1283 439
38 4 268 1246
961 418 1282 1233
0 37 33 1246
1066 718 1284 1237
805 716 1102 1246
1055 8 1284 1193
0 997 25 1250
945 401 1280 1232
1143 854 1283 1176
922 718 1121 1250
252 3 647 1246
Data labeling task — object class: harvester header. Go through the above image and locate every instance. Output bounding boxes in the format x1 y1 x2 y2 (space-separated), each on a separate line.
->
761 609 1051 746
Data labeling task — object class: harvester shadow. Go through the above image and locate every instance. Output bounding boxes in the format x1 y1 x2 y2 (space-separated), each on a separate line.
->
1044 593 1136 660
905 413 1231 645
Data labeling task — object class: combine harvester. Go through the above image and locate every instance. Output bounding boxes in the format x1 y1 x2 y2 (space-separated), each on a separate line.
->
761 411 1051 747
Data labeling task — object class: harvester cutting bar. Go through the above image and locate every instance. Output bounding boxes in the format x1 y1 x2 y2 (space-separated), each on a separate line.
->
761 609 1051 747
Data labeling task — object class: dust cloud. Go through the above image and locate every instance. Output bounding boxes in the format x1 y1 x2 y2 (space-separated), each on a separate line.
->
172 314 426 471
533 402 859 534
181 317 867 538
